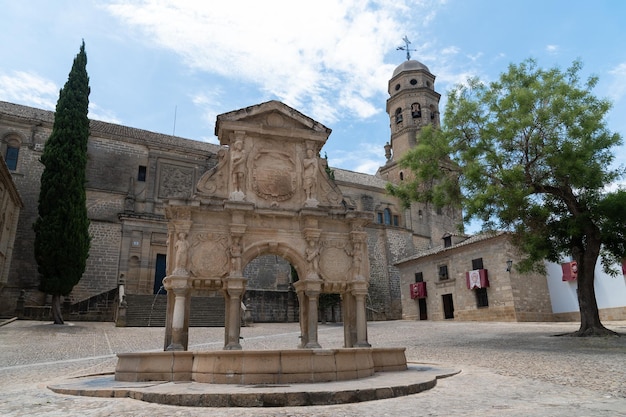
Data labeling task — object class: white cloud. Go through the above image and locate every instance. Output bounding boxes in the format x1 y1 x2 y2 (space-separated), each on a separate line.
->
191 90 223 143
608 62 626 101
104 0 438 126
441 46 460 55
329 141 385 174
88 102 122 124
546 44 559 54
0 71 58 109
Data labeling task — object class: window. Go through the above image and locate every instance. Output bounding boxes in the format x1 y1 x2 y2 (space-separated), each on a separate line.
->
393 215 399 227
137 165 147 182
377 212 383 224
414 272 423 282
472 258 484 270
439 265 449 280
395 107 403 124
411 102 421 118
443 235 452 248
383 208 392 225
5 145 19 170
410 78 417 86
475 287 489 307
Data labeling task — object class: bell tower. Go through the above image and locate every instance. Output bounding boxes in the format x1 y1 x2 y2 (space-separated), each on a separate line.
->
378 57 441 184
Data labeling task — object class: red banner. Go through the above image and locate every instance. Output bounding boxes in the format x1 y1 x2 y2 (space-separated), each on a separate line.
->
410 282 427 299
561 261 578 281
466 269 489 289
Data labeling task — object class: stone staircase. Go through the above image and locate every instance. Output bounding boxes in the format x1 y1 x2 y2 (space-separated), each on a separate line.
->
124 294 225 327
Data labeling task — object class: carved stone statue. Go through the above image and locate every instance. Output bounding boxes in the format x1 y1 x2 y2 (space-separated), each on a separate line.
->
174 232 190 274
303 148 318 200
230 236 242 273
231 140 247 193
303 149 317 200
384 142 392 161
306 239 320 273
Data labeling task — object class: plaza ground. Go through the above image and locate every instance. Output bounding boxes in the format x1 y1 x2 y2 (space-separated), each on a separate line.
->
0 319 625 416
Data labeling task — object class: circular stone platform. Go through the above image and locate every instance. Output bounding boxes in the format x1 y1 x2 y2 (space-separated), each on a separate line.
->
48 363 460 407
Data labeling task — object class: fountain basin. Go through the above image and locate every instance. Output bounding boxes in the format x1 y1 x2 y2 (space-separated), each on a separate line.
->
116 347 407 384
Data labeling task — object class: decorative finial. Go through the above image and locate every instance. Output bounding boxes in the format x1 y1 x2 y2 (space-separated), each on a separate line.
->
396 35 416 61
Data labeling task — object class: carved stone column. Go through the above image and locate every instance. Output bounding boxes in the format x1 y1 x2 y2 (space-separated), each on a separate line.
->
351 281 371 348
304 288 321 348
293 280 308 348
223 276 246 350
293 277 322 349
163 275 190 351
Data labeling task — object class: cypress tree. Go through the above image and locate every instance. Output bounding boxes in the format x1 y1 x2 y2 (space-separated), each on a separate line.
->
34 41 91 324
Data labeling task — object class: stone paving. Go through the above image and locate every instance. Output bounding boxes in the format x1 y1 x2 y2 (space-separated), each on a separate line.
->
1 319 625 416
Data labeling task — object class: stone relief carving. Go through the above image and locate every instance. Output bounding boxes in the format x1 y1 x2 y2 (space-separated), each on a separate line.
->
252 150 296 202
319 239 353 280
196 147 228 197
189 233 230 277
159 165 194 199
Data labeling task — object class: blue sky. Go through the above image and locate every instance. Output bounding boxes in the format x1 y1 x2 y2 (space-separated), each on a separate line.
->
1 0 625 177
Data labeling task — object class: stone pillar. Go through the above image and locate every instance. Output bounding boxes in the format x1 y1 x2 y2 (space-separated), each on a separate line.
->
304 289 321 348
163 275 190 351
223 276 246 350
354 291 371 347
293 282 308 348
342 292 356 348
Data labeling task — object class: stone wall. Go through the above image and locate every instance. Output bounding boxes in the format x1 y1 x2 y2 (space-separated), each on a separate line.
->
0 109 51 313
70 221 122 302
244 289 297 323
0 158 22 291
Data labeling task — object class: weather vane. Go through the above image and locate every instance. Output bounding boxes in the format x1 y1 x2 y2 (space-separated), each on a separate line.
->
396 35 416 61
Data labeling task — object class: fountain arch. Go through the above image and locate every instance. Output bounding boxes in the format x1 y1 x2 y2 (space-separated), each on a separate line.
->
115 101 406 383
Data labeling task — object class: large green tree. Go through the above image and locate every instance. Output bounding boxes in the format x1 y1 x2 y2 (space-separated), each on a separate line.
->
34 41 91 325
388 59 626 336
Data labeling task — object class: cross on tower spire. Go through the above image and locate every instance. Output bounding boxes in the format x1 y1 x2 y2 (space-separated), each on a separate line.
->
396 35 417 61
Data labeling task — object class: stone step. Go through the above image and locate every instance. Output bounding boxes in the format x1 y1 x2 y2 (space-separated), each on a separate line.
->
124 294 225 327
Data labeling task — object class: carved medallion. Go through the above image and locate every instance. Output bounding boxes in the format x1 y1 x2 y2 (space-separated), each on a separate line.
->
189 234 229 277
319 240 352 281
252 150 296 201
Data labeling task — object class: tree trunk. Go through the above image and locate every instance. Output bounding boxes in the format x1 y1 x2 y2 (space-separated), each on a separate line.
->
50 294 65 325
573 238 616 337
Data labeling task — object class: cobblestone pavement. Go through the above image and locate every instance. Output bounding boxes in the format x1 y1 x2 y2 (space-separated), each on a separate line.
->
1 319 625 416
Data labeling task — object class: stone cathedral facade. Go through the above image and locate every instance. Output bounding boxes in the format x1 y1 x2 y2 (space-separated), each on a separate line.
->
0 59 462 322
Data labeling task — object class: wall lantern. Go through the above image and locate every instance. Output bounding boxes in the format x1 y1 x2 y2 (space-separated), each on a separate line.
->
506 259 513 272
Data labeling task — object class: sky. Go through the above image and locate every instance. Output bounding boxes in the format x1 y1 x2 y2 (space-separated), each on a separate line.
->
1 0 626 177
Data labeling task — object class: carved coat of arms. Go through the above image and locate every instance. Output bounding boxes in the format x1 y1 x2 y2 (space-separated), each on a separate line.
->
252 150 296 201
